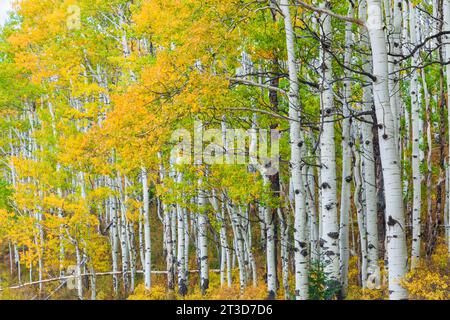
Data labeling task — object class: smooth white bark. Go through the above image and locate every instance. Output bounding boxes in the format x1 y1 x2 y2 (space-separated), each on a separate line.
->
339 4 354 297
141 167 152 289
444 0 450 255
354 147 368 287
409 4 422 269
198 179 209 294
359 1 381 289
319 2 340 289
176 171 187 296
366 0 408 300
281 0 309 300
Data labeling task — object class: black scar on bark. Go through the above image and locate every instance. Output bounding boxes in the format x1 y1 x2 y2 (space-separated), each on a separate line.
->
301 249 308 257
299 242 307 248
325 250 335 257
345 176 352 183
325 204 333 211
295 189 300 195
387 215 398 227
328 232 339 240
201 278 209 295
322 182 331 189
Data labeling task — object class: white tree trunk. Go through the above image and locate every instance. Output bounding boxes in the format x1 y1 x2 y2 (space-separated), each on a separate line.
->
444 0 450 255
227 201 247 292
118 175 130 293
241 206 257 287
401 0 411 199
163 158 176 291
278 207 290 299
306 131 319 262
366 0 408 300
280 0 309 300
354 147 368 287
198 178 209 294
141 167 152 289
409 3 422 269
339 4 354 297
446 166 450 253
109 194 120 295
183 208 190 284
319 2 340 290
165 204 175 291
75 244 83 300
176 171 187 296
359 1 381 289
306 165 319 262
219 120 232 287
262 198 276 298
391 0 403 149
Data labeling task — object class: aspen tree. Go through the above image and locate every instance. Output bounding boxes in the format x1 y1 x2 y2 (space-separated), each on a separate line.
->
195 121 209 295
141 167 152 289
366 0 408 299
280 0 309 300
354 139 368 287
220 120 232 287
444 0 450 255
319 1 340 292
359 0 380 289
160 158 175 291
339 3 354 297
409 3 422 269
176 170 187 296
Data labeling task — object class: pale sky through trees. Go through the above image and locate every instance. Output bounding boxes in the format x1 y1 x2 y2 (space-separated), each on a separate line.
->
0 0 13 26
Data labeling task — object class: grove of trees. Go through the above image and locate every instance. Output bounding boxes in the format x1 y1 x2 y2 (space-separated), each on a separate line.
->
0 0 449 300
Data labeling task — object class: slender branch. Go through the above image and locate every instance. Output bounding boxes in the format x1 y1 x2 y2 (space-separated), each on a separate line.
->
291 1 364 26
227 77 287 94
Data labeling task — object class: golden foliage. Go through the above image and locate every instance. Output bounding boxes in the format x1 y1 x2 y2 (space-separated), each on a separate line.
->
402 243 450 300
